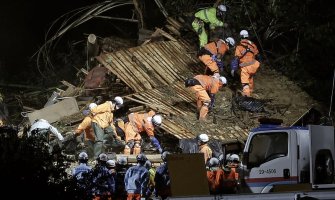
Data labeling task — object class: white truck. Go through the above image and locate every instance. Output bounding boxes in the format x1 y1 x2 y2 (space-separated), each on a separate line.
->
240 123 335 193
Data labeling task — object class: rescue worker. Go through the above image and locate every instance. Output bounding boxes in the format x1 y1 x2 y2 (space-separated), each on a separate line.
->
226 154 240 187
72 151 92 198
81 98 124 159
197 133 212 163
185 74 227 120
28 118 64 153
154 151 171 200
144 160 156 198
115 156 129 200
118 110 163 154
91 153 115 200
192 4 228 48
107 159 117 198
222 165 238 194
73 111 96 158
231 30 261 97
124 153 149 200
206 157 224 195
198 37 235 74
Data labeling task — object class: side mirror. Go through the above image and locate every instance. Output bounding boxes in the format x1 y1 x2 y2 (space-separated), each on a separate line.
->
243 151 250 169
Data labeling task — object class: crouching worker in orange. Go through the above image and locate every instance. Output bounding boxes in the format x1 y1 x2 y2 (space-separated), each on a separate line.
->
206 157 224 195
198 37 235 74
117 110 163 154
230 30 261 97
222 165 238 194
185 74 227 120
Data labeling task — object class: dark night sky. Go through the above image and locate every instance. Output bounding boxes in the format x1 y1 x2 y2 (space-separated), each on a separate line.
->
0 1 101 82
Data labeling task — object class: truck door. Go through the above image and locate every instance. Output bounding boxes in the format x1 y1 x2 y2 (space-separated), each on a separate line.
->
244 130 298 193
309 125 335 189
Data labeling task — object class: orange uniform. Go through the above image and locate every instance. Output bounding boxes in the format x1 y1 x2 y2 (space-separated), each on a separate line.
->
198 40 230 74
199 143 213 163
234 39 260 96
207 168 224 194
74 116 95 141
190 75 223 120
222 168 238 194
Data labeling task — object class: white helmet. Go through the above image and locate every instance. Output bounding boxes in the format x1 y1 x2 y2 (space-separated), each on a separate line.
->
106 159 116 168
98 153 108 162
217 4 227 12
78 151 88 160
228 154 240 162
225 37 235 47
240 30 249 38
89 103 97 110
114 96 123 109
219 76 227 85
117 156 128 165
152 115 162 126
208 157 220 167
198 133 209 143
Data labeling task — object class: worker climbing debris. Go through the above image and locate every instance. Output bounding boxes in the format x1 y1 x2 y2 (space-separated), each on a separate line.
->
192 4 229 48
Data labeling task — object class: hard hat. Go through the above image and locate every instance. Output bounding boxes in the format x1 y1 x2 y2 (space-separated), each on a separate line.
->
240 30 249 38
98 153 108 162
208 157 220 167
219 76 227 85
145 160 152 169
114 96 123 106
136 153 148 163
198 133 209 143
152 115 162 126
106 159 116 168
228 154 240 162
225 37 235 47
217 4 227 12
117 156 128 166
161 151 171 162
78 151 88 160
89 103 97 110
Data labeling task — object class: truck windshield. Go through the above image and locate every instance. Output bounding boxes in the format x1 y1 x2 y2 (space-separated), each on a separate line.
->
248 132 288 167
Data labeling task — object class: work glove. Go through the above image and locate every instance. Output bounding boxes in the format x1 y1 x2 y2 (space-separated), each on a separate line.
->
211 55 218 62
82 109 90 116
150 136 163 153
216 61 225 72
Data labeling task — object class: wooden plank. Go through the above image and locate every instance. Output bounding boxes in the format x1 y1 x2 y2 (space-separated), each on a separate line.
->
114 51 148 91
132 48 171 85
96 55 138 92
117 50 153 90
142 45 177 82
27 97 79 124
109 53 144 92
123 50 158 88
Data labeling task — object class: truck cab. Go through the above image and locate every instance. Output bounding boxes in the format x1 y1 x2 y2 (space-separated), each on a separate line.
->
241 124 335 193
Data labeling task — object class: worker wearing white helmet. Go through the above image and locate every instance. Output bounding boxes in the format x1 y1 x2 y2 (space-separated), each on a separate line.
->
197 36 235 74
76 97 125 159
119 110 163 155
185 74 227 121
231 29 261 97
192 4 229 48
197 133 213 163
